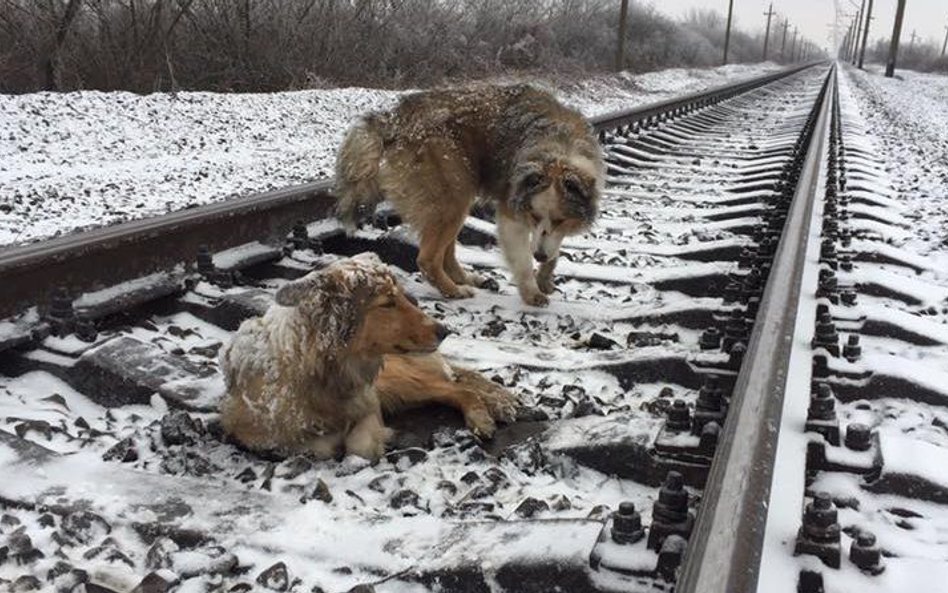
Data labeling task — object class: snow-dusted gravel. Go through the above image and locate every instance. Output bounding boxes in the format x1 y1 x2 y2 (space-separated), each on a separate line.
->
0 68 829 592
844 66 948 271
0 63 781 247
800 65 948 593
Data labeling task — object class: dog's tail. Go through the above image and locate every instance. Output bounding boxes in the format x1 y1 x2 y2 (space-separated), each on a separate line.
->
334 115 387 230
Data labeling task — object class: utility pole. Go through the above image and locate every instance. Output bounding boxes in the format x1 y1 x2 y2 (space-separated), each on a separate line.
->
858 0 874 69
843 16 856 62
943 24 948 56
762 3 776 60
781 18 790 59
840 20 847 59
885 0 907 77
840 22 850 59
909 30 918 48
790 26 798 62
615 0 629 71
852 0 865 64
723 0 735 64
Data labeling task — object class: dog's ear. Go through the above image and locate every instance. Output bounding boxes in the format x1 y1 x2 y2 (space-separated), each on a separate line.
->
274 255 394 354
275 271 326 307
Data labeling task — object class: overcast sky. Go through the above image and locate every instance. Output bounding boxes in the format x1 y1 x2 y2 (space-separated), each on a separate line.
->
650 0 947 52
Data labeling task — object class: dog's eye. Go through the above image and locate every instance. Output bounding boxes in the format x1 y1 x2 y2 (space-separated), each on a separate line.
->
380 300 397 308
523 173 544 190
551 217 565 227
563 178 585 197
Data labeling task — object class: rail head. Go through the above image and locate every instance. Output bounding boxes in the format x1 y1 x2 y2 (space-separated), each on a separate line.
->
589 62 824 133
0 180 335 319
675 66 836 593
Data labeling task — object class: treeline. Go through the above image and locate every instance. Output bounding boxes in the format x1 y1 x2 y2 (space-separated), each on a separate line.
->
860 38 948 74
0 0 797 94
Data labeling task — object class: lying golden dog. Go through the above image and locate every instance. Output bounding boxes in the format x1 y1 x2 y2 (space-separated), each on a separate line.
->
219 253 517 460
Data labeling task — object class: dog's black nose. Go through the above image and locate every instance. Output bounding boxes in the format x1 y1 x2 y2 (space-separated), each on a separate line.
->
435 323 451 343
533 251 549 263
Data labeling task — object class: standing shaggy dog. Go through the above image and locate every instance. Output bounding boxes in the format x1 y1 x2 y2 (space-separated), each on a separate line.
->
335 84 604 306
219 253 517 460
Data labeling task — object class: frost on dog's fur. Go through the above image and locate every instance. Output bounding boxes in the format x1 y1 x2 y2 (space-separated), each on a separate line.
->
219 253 394 459
334 84 605 306
221 252 389 390
219 252 518 460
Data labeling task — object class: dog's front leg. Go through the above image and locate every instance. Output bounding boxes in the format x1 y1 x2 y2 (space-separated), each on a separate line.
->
535 230 564 295
497 213 547 306
344 410 392 461
536 257 557 295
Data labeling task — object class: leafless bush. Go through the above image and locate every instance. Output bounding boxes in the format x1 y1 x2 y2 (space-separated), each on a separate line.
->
0 0 780 93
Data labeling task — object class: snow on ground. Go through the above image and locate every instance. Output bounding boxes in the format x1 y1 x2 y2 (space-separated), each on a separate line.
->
842 66 948 271
0 62 781 247
797 65 948 593
0 72 825 590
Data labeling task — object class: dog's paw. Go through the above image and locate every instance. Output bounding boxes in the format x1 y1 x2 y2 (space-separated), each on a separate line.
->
536 273 556 295
344 417 392 461
443 284 476 299
346 434 388 462
464 406 498 440
483 388 519 425
462 389 518 440
520 290 549 307
466 272 499 292
463 271 486 286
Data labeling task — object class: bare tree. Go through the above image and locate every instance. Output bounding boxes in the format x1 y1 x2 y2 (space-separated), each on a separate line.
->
0 0 785 93
45 0 83 90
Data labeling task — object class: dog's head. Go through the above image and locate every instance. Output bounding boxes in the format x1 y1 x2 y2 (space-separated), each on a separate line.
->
508 138 604 263
275 253 448 358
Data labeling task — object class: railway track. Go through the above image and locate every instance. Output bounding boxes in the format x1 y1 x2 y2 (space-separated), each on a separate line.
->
1 63 945 593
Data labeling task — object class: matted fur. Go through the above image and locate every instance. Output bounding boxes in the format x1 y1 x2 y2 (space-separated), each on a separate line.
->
335 84 605 306
219 253 517 459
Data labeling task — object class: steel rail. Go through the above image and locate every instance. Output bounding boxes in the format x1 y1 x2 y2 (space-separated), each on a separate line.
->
675 66 836 593
588 62 819 133
0 181 335 319
0 63 822 320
